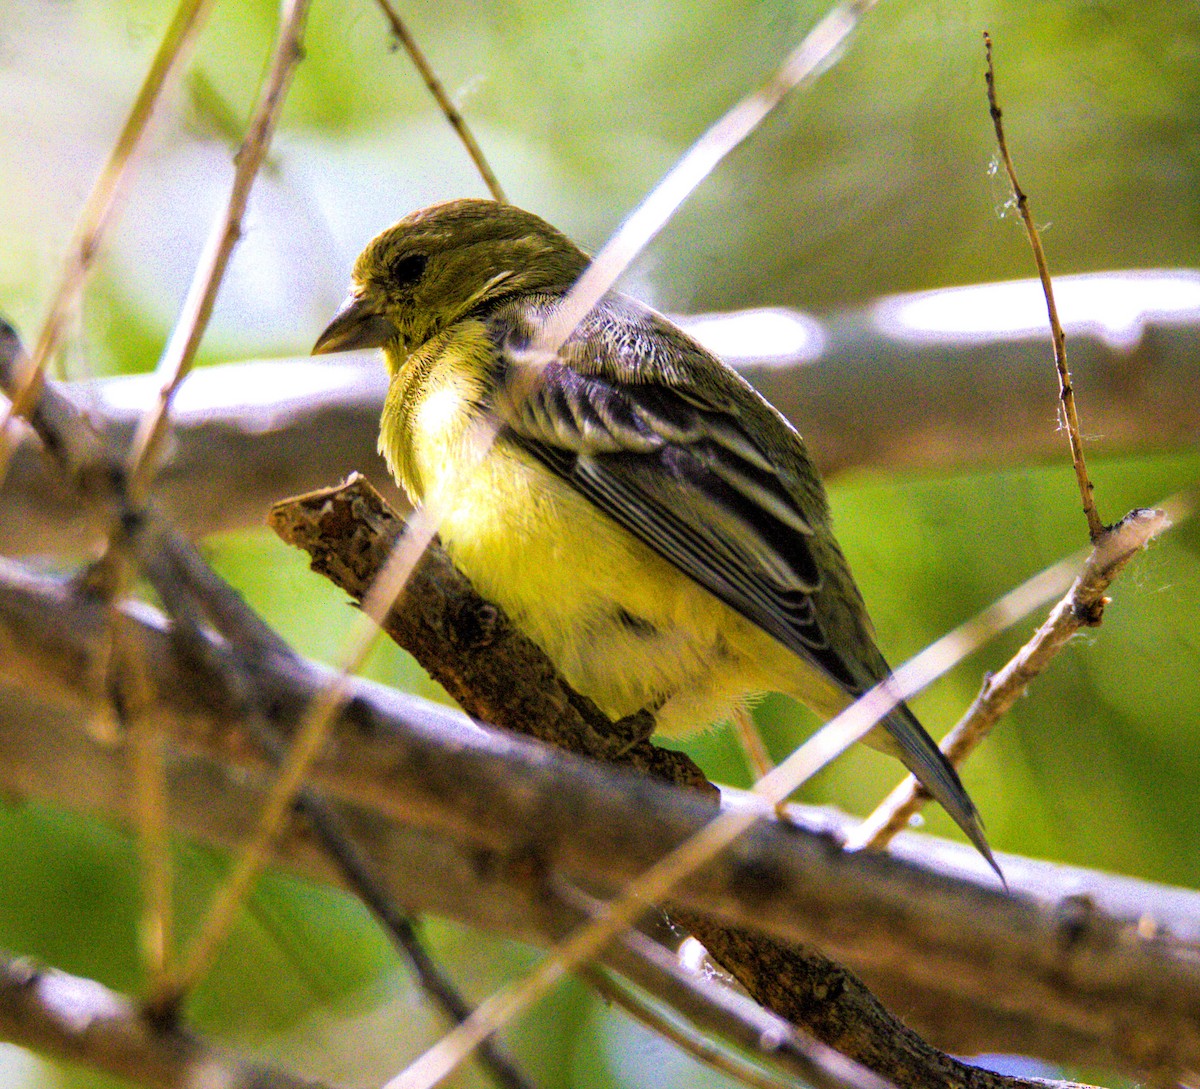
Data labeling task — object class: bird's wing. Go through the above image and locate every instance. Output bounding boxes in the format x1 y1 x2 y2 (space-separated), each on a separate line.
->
493 350 865 696
488 308 997 874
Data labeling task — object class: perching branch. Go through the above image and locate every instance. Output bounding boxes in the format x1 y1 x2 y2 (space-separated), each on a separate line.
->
265 476 1188 1082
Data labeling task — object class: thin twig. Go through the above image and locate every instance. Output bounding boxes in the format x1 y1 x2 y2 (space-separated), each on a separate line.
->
372 0 506 203
381 540 1113 1089
580 967 803 1089
534 0 875 359
847 502 1180 851
123 0 311 499
984 31 1104 541
0 0 215 485
295 798 536 1089
118 0 313 1013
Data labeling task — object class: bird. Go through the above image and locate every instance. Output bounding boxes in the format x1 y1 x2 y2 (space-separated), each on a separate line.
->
313 198 994 867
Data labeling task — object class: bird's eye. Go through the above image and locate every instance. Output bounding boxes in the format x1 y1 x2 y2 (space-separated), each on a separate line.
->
389 253 428 288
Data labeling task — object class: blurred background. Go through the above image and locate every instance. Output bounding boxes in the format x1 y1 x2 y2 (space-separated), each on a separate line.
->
1 0 1198 1086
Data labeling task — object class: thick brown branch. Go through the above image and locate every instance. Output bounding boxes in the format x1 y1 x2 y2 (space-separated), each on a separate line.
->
0 557 1164 1081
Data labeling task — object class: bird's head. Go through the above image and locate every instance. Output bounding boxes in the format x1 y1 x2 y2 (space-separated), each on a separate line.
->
313 199 590 361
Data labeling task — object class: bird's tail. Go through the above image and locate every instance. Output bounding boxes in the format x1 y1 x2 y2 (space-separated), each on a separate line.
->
879 702 1001 880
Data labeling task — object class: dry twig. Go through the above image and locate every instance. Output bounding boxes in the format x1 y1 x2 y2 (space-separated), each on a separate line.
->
984 31 1103 541
372 0 506 203
0 0 215 483
125 0 311 494
848 503 1179 851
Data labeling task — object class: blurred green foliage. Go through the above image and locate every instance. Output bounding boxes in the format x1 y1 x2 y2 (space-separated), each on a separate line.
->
1 0 1198 1085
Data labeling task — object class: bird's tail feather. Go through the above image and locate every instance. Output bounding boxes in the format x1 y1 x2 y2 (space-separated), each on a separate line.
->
882 703 1002 881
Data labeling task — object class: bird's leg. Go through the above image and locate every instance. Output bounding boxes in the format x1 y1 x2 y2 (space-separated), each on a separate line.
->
731 704 789 820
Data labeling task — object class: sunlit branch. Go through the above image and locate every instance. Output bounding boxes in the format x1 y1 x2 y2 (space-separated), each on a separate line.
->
535 0 875 358
1 550 1193 1078
579 967 822 1089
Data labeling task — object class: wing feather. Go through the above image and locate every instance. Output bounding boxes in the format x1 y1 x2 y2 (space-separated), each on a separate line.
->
495 353 858 690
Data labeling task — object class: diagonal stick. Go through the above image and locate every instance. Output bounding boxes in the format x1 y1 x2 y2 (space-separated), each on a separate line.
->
0 0 215 484
372 0 506 203
176 0 883 1024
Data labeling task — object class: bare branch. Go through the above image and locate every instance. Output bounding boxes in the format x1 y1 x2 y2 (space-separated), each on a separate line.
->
0 695 886 1089
4 284 1199 555
372 0 506 203
0 953 329 1089
983 32 1103 541
848 502 1178 851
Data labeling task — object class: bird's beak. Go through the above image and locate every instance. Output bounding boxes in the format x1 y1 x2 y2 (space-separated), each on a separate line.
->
312 294 399 355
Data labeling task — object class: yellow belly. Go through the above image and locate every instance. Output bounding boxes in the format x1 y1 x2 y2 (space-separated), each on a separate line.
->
427 441 845 737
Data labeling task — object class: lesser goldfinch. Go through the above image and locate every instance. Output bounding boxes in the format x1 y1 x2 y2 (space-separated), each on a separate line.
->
314 198 991 863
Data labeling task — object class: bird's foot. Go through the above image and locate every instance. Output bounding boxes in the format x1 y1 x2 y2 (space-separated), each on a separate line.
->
607 708 658 755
